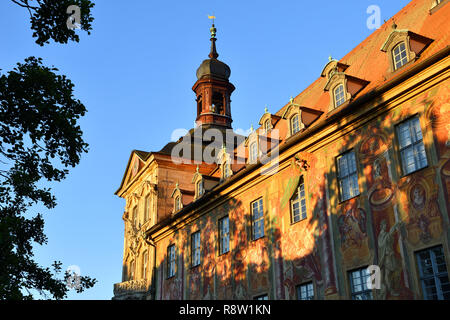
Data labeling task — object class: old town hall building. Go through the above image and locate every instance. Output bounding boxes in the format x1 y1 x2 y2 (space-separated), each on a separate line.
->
113 0 450 300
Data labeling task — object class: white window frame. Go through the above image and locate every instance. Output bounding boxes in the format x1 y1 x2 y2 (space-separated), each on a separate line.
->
396 117 428 175
337 151 360 202
297 282 314 300
218 216 230 255
174 195 181 212
167 244 176 278
416 245 450 300
144 195 150 222
191 231 201 267
251 198 264 240
392 42 409 70
291 176 307 223
249 141 258 163
334 83 346 107
290 114 300 135
349 267 373 300
264 119 271 133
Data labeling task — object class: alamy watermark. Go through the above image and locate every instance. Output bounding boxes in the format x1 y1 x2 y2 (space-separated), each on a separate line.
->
367 5 381 30
367 265 381 290
66 5 81 30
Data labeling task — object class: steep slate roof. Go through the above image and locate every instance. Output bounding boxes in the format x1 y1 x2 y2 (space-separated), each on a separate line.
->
275 0 450 119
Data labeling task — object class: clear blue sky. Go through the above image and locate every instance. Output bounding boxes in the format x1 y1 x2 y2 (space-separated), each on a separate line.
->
0 0 410 299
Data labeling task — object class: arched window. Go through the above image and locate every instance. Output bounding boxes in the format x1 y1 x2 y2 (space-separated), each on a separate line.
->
334 84 346 108
196 180 204 197
290 176 307 223
290 114 300 135
392 42 408 70
264 119 271 133
249 142 258 163
174 195 181 211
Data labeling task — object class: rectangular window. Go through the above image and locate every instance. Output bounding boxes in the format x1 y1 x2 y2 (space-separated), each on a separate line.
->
133 206 138 229
196 181 204 197
130 260 135 280
218 216 230 255
191 231 201 267
144 195 150 222
291 176 307 223
393 42 408 70
250 142 258 163
349 267 373 300
167 244 176 278
251 198 264 240
416 245 450 300
297 282 314 300
254 294 268 300
142 251 148 279
337 151 360 202
397 117 428 175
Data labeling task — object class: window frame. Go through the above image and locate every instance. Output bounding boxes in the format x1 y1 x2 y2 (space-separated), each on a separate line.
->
174 195 181 212
167 244 176 279
395 116 428 176
142 250 148 280
251 198 264 241
336 150 360 202
290 176 307 224
333 83 346 108
249 141 258 164
196 180 204 198
349 267 373 300
415 245 450 300
264 119 271 133
392 41 409 70
191 231 201 268
144 194 150 223
130 259 135 281
218 215 230 255
296 281 315 300
132 206 138 229
290 114 300 136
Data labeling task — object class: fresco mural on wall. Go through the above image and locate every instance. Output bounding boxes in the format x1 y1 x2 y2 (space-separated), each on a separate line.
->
425 82 450 220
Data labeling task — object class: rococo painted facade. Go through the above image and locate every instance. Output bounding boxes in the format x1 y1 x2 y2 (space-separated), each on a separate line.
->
113 0 450 300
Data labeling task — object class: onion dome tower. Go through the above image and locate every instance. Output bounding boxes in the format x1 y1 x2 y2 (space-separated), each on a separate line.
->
193 23 235 129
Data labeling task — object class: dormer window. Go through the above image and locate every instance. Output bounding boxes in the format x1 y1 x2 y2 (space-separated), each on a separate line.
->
334 84 346 107
321 59 369 112
249 142 258 164
264 119 271 133
282 101 307 137
381 29 433 73
392 42 408 70
259 108 279 136
290 114 300 135
174 195 181 211
196 180 204 197
171 183 185 213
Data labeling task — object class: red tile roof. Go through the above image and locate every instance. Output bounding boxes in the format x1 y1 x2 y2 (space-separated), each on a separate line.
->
275 0 450 118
